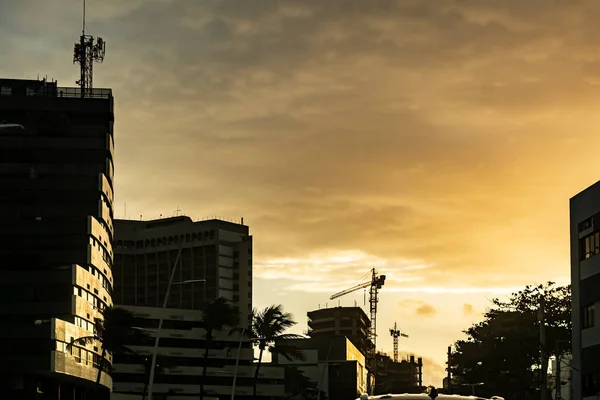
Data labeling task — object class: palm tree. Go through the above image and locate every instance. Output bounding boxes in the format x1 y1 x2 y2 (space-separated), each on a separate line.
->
67 306 147 397
199 297 239 400
249 305 305 399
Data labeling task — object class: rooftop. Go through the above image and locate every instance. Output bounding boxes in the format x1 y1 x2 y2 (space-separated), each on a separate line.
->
0 78 112 99
114 216 249 235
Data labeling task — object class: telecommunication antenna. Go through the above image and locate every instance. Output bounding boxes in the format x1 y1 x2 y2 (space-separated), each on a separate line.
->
73 0 106 98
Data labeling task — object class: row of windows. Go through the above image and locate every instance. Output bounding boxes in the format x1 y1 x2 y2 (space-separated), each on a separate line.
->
115 231 218 249
74 315 94 332
74 285 108 312
56 340 110 372
91 235 113 268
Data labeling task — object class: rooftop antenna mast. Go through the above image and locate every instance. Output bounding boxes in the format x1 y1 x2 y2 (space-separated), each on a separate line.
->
73 0 106 98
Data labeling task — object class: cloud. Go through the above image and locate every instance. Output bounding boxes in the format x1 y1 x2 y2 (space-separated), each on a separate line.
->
399 299 438 317
416 304 437 317
463 304 476 316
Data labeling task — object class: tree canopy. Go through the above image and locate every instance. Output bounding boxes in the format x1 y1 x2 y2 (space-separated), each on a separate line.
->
450 282 571 400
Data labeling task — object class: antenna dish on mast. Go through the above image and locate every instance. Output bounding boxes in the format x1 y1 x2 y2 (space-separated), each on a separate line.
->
73 0 107 98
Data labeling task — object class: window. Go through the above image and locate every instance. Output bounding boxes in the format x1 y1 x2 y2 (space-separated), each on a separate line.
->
583 304 595 329
581 232 600 260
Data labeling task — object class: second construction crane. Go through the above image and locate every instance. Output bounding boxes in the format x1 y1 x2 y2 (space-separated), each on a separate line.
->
330 268 386 356
389 322 409 362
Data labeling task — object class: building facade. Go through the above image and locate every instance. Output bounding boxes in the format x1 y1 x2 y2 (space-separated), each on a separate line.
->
113 216 253 325
0 78 115 399
550 353 572 400
274 336 368 400
307 307 372 357
570 181 600 400
111 305 285 400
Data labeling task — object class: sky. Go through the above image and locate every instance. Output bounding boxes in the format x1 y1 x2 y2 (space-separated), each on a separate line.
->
1 0 597 386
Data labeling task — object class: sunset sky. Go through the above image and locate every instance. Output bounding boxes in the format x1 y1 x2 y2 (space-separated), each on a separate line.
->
2 0 597 385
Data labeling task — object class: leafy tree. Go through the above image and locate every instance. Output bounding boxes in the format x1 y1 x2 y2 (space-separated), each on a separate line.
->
67 306 147 398
450 282 571 400
199 297 239 400
249 305 305 399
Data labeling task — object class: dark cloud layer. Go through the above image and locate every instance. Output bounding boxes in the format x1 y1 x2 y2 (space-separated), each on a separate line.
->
2 0 596 383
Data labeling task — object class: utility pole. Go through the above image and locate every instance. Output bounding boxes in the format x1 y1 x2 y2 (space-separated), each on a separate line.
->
539 296 548 400
447 346 452 394
555 341 561 400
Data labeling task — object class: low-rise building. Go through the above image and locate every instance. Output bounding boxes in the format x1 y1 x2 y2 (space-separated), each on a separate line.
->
550 353 572 400
110 305 285 399
374 353 422 394
274 336 368 400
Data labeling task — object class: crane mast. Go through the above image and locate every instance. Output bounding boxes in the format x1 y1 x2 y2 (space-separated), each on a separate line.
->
330 268 386 393
389 322 409 362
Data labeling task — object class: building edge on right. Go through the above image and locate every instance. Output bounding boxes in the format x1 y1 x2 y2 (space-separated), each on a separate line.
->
569 180 600 400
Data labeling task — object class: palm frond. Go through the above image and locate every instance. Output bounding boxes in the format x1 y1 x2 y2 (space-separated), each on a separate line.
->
272 344 306 362
66 335 99 350
277 333 305 341
200 297 239 335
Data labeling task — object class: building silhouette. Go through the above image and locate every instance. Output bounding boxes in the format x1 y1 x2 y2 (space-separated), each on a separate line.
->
111 216 269 398
0 78 115 399
112 216 252 325
307 306 372 357
570 182 600 400
273 336 368 400
111 306 285 400
374 352 422 394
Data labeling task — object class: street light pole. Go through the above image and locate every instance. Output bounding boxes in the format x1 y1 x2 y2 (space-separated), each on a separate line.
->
540 296 548 400
146 247 183 400
231 328 246 400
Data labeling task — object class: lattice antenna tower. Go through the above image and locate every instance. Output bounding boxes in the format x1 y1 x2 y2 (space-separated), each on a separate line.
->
73 0 106 98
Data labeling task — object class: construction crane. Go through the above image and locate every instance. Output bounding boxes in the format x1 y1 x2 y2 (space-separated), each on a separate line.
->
73 0 106 98
389 322 409 362
330 268 386 356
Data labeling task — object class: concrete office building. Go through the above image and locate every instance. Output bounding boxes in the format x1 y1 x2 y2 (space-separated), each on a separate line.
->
112 216 253 325
0 78 115 398
111 306 285 400
570 181 600 400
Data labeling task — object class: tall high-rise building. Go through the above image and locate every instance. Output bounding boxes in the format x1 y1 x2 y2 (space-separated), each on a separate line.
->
113 216 253 326
570 181 600 400
0 78 115 399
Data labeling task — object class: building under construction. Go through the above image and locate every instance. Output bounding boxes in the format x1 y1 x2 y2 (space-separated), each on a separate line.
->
307 306 372 356
374 352 423 394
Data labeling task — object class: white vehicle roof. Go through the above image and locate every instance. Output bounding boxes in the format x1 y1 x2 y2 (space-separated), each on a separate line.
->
357 395 504 400
0 123 25 130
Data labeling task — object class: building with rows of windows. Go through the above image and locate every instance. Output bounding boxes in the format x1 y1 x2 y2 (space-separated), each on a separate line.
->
0 77 115 399
570 181 600 400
